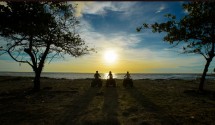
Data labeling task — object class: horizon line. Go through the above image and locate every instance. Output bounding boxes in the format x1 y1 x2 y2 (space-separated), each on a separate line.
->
0 71 204 74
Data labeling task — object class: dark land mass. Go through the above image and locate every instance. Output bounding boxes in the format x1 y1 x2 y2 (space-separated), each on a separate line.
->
0 76 215 125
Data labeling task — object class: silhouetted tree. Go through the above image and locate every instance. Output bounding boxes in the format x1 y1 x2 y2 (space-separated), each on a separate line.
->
0 2 92 91
137 2 215 92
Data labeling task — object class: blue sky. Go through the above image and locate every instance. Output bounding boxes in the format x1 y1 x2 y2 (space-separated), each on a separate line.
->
0 1 214 73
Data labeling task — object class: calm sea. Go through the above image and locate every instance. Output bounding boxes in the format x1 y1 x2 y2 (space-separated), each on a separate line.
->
0 72 215 80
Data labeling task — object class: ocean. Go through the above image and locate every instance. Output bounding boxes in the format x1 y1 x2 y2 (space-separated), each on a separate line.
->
0 72 215 80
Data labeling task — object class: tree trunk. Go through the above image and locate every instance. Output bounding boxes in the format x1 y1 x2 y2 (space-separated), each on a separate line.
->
33 71 41 92
199 58 213 92
32 43 50 92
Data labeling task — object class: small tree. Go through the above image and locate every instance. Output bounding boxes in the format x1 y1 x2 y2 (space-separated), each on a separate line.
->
0 2 92 91
137 1 215 92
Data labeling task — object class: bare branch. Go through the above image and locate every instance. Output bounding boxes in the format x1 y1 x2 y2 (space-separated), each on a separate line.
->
199 52 208 60
7 49 33 67
170 41 181 48
47 52 59 64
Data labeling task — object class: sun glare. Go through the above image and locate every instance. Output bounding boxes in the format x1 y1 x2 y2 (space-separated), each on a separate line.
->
104 50 117 64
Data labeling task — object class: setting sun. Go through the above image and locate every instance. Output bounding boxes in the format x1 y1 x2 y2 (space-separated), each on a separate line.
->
104 50 117 64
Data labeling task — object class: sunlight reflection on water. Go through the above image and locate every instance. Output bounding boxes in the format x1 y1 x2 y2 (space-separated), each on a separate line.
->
103 73 118 79
0 72 215 80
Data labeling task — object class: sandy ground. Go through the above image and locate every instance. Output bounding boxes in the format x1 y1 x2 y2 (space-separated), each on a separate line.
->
0 76 215 125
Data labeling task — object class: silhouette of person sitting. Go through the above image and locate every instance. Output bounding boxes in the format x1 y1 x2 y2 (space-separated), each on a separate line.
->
108 71 113 79
124 71 131 79
94 71 101 79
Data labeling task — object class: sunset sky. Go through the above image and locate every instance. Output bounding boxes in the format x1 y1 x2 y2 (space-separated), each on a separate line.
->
0 1 214 73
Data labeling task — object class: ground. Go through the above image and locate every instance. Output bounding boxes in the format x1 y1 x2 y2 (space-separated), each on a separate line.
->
0 76 215 125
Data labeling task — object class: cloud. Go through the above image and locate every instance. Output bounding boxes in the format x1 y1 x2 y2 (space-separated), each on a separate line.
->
82 2 117 15
183 9 189 14
155 5 165 13
0 2 7 7
72 2 116 17
72 2 91 17
78 17 177 62
72 1 137 17
76 16 207 73
80 23 140 47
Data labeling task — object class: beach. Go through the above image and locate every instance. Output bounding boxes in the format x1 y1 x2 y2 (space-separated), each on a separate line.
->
0 76 215 125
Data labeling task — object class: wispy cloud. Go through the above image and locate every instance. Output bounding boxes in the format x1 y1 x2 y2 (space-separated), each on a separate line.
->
0 2 7 6
73 2 117 17
75 12 207 73
78 17 184 62
77 15 141 50
73 1 137 17
155 5 165 13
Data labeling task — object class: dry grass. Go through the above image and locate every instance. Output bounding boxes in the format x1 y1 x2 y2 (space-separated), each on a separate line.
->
0 76 215 125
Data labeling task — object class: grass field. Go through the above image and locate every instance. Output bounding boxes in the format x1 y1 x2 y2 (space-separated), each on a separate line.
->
0 76 215 125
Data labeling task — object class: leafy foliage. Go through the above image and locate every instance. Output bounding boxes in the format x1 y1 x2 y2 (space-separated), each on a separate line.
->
0 2 92 68
137 2 215 60
137 1 215 91
0 2 93 91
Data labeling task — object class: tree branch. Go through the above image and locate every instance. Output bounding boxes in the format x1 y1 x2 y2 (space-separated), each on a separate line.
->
47 52 59 64
7 49 33 67
38 42 51 72
199 52 208 60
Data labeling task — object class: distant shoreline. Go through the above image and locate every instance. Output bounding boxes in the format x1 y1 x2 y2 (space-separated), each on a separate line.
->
1 72 215 80
0 71 204 74
0 76 214 81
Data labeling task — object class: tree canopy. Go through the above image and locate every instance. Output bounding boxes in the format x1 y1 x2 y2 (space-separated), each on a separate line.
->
0 2 93 91
137 1 215 91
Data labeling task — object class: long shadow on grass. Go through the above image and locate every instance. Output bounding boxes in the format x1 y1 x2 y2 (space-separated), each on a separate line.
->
0 89 80 125
0 89 36 125
102 87 120 125
57 87 101 125
127 86 178 125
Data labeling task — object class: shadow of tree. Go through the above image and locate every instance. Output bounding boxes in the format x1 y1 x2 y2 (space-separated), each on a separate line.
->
127 86 178 125
102 87 120 125
57 87 101 125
